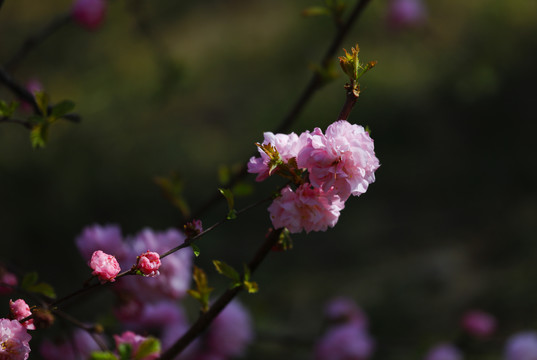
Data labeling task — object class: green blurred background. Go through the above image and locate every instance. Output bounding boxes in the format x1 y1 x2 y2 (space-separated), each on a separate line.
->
1 0 537 358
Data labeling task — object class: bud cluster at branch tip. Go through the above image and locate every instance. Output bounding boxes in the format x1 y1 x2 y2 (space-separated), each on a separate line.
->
338 44 377 97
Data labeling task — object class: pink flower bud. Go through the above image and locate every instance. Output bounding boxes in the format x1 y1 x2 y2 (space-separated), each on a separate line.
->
461 310 497 339
9 299 35 330
136 251 161 277
71 0 106 31
184 219 203 238
89 250 120 283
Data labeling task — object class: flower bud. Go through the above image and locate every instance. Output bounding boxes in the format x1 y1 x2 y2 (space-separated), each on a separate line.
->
135 251 161 277
90 250 121 283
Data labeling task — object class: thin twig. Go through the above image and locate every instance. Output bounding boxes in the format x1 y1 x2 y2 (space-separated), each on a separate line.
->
4 12 72 72
159 228 283 360
0 116 32 128
189 0 374 222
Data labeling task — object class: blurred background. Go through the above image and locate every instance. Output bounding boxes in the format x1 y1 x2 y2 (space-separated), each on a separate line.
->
1 0 537 358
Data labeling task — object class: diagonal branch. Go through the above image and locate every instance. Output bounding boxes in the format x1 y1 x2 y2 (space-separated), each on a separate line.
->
3 12 72 72
189 0 374 222
159 228 283 360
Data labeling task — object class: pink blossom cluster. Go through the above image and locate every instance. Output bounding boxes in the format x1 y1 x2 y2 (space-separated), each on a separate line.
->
314 297 375 360
0 318 31 360
249 120 379 233
114 331 160 360
9 299 35 330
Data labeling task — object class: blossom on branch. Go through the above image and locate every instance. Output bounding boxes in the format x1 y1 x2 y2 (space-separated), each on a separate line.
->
297 120 379 201
136 251 161 277
268 184 344 234
114 331 160 360
0 268 17 295
89 250 121 283
9 299 35 330
0 318 31 360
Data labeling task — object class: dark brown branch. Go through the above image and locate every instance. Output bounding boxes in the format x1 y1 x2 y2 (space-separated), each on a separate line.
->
4 12 72 72
189 0 374 222
159 228 283 360
0 116 32 128
0 65 82 124
337 89 359 121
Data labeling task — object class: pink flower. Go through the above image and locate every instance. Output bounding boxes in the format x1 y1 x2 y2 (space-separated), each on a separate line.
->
268 184 345 233
461 310 497 339
0 269 17 295
297 120 380 201
504 332 537 360
89 250 121 283
136 251 161 277
205 300 253 358
424 343 462 360
9 299 34 330
119 228 193 302
314 323 374 360
116 300 186 331
0 318 32 360
71 0 106 30
248 131 306 181
386 0 427 29
114 331 160 360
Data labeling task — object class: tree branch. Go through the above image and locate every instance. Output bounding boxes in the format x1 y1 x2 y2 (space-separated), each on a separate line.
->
189 0 374 222
3 12 72 72
159 228 283 360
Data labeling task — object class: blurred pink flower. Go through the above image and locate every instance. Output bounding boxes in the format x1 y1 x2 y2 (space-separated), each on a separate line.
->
76 224 128 266
71 0 106 30
324 297 368 328
314 323 374 360
89 250 121 283
20 79 43 112
0 269 17 295
40 328 102 360
386 0 427 29
424 343 462 360
205 300 254 358
504 331 537 360
115 299 186 331
268 184 344 233
0 318 31 360
136 251 161 277
461 309 497 339
297 120 379 201
9 299 34 330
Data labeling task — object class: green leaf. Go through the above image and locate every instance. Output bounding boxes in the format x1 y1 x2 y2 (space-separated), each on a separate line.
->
117 343 132 360
189 266 213 312
218 188 236 220
34 91 49 116
232 182 253 197
213 260 240 282
89 351 118 360
51 100 75 118
21 272 39 289
191 244 201 257
243 280 259 294
30 123 48 149
27 282 57 299
135 337 161 360
0 100 19 117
